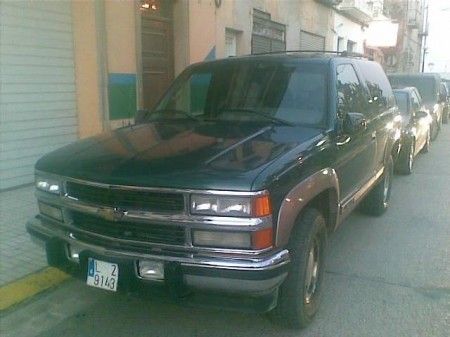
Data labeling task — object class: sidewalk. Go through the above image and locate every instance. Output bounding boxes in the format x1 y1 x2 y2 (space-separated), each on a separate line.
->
0 185 47 286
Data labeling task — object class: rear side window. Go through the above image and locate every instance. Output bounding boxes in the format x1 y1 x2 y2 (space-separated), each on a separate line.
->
393 92 409 115
336 64 368 117
410 90 421 111
358 61 395 113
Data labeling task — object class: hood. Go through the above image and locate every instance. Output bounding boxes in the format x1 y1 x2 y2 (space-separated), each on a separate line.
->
36 121 323 191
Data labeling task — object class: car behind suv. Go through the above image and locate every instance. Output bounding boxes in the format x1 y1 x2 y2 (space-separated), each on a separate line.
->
27 53 400 329
393 87 432 174
388 73 445 140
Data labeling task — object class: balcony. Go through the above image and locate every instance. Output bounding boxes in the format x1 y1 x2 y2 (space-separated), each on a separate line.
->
338 0 373 23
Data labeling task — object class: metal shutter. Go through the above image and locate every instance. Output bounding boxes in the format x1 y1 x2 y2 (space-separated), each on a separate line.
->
251 35 271 54
300 30 326 51
251 9 285 54
0 1 78 189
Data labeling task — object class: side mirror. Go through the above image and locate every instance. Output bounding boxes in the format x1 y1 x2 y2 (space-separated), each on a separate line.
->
414 110 428 119
135 109 149 124
343 112 367 134
412 102 420 111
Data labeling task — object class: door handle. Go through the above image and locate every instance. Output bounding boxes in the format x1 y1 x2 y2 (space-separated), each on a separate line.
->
336 135 351 146
371 131 377 139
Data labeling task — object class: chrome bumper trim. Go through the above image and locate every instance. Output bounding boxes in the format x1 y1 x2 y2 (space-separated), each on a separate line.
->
27 217 290 272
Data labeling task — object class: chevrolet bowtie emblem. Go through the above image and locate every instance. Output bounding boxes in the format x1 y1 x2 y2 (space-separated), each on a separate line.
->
97 207 126 221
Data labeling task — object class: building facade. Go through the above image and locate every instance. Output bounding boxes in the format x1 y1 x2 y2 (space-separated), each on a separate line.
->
332 0 377 53
382 0 425 73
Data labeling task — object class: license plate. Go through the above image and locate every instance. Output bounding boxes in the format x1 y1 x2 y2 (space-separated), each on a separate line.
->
86 258 119 292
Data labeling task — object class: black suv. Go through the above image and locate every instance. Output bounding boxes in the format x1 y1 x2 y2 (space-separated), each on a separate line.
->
27 53 400 329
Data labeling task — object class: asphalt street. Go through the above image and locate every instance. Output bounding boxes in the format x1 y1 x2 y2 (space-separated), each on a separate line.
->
2 126 449 337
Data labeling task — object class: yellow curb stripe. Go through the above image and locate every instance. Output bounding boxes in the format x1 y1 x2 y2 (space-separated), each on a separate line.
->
0 267 70 311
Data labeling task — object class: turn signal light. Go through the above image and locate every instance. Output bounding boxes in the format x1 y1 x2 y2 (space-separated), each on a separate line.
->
251 227 273 249
252 195 272 217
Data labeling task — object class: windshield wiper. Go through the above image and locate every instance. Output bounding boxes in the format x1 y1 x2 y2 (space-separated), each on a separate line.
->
149 108 200 121
218 108 295 126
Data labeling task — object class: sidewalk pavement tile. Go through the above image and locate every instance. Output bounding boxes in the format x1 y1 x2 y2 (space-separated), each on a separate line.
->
0 185 47 286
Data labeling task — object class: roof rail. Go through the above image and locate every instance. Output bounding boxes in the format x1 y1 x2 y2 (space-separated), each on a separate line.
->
249 49 370 59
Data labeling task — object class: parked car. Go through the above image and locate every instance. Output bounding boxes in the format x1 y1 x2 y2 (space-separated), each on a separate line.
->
388 73 445 140
27 53 400 329
393 87 432 174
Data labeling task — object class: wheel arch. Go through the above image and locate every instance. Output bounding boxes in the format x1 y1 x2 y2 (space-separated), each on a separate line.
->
275 168 340 247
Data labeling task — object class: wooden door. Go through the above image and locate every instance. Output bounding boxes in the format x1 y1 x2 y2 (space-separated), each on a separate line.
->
141 14 174 110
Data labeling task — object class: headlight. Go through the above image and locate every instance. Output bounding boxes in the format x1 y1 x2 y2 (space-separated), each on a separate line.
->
190 194 271 217
35 176 61 194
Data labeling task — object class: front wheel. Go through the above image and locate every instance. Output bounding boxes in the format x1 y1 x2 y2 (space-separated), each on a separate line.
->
360 155 393 216
270 208 327 329
431 118 439 141
421 129 431 153
395 140 414 175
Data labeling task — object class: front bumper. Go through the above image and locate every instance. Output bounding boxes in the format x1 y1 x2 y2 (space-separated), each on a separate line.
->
26 215 289 306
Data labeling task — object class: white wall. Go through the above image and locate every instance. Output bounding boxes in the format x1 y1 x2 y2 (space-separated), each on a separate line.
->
333 13 365 53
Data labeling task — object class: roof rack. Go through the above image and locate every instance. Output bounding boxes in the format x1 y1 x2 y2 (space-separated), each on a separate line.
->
248 50 370 59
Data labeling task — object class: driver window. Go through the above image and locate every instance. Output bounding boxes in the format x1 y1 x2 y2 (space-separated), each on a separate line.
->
336 64 368 118
161 72 212 116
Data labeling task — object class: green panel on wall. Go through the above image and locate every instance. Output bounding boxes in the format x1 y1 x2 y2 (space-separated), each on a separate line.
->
108 73 137 120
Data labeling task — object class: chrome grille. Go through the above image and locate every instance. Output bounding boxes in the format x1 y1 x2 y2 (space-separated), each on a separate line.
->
65 181 185 213
70 211 186 246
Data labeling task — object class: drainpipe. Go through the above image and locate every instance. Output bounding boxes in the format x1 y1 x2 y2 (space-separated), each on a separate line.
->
421 1 429 73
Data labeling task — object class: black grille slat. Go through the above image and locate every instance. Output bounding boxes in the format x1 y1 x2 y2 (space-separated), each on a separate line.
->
66 182 185 212
71 212 186 245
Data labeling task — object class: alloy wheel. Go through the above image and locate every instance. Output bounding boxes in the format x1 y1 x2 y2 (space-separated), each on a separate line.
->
382 167 391 207
408 143 414 171
304 237 320 305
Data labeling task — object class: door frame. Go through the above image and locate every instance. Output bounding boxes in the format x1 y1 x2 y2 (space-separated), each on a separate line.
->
136 2 175 111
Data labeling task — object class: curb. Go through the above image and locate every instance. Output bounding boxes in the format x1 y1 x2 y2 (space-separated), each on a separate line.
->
0 267 70 312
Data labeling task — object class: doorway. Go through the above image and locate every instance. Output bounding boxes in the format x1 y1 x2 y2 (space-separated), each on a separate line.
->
140 1 174 110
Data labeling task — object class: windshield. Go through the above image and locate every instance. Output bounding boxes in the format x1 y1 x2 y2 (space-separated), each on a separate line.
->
393 92 409 115
389 77 437 103
151 61 328 127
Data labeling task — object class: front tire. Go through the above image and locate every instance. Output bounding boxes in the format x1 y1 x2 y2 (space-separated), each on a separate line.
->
270 208 327 329
431 118 439 141
360 155 393 216
395 140 414 175
421 129 431 153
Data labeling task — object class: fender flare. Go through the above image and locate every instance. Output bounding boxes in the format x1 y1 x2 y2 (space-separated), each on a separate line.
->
275 168 340 247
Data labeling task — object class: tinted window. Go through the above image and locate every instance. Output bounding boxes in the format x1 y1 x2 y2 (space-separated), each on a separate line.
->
394 92 409 115
410 90 421 111
357 61 395 113
336 64 368 116
155 61 328 126
411 89 422 104
440 83 448 96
